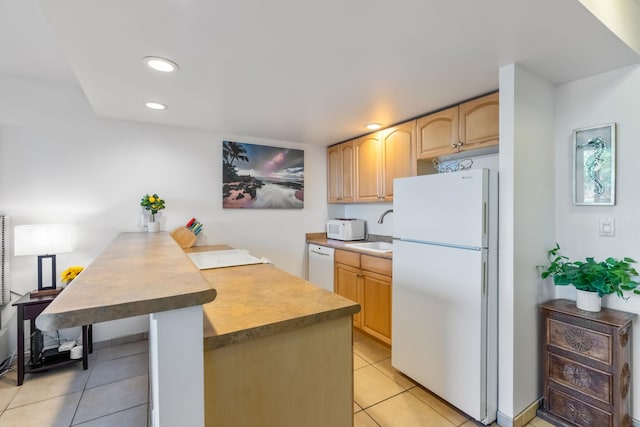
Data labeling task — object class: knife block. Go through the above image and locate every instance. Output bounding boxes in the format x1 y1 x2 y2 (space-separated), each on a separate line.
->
170 227 197 248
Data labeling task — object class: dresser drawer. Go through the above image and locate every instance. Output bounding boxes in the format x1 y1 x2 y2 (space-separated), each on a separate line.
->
548 387 612 427
548 353 612 404
548 318 612 365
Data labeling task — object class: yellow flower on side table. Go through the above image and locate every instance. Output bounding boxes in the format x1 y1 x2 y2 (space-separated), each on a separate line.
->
61 266 84 287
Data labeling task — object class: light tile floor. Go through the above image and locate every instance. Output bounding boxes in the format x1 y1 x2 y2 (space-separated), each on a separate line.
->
352 329 555 427
0 340 148 426
0 331 556 427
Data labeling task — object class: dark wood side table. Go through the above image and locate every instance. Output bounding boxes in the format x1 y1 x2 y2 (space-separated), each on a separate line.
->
538 299 635 427
13 291 93 386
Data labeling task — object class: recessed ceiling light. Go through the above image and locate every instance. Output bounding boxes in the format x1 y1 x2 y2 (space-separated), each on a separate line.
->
145 102 167 110
144 56 179 73
366 123 382 130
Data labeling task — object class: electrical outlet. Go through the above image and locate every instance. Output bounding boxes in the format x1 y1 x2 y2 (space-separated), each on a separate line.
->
599 217 615 237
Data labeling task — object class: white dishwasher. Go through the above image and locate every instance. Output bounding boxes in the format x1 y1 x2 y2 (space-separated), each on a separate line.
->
308 244 335 292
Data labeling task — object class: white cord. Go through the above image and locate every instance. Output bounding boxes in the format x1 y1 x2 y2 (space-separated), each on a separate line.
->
0 350 17 377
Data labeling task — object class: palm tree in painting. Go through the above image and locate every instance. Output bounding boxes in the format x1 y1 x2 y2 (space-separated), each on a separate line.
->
223 141 249 166
223 141 251 183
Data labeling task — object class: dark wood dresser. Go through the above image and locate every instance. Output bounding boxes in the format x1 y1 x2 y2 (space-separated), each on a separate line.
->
538 299 635 427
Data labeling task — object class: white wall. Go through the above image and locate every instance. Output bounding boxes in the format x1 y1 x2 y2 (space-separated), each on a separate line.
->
0 75 329 360
554 63 640 418
498 64 556 423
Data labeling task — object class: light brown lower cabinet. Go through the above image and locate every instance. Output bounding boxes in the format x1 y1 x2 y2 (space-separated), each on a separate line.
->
334 249 391 344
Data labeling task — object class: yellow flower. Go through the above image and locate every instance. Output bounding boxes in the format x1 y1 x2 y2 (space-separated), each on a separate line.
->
61 266 84 283
140 193 165 215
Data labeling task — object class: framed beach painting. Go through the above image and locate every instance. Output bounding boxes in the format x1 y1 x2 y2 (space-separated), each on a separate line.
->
573 123 616 206
222 141 304 209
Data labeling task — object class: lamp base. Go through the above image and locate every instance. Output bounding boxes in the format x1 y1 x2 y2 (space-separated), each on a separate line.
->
37 254 57 291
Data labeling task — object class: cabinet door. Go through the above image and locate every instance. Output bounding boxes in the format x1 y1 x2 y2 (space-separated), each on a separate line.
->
459 92 499 151
327 145 341 203
380 121 416 201
327 141 355 203
335 263 362 327
416 106 459 159
362 271 391 344
355 134 381 202
340 142 355 203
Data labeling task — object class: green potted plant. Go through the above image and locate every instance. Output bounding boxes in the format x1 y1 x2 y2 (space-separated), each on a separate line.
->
140 193 166 232
540 243 640 312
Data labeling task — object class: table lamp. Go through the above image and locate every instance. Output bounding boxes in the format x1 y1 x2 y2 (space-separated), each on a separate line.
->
14 224 74 291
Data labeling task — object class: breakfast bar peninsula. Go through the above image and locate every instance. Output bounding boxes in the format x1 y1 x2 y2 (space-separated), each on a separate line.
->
37 233 360 427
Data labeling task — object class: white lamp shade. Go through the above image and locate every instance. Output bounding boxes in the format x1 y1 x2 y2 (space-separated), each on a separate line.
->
14 224 75 256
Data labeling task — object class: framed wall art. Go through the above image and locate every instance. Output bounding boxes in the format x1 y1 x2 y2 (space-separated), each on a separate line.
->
573 123 616 206
222 141 304 209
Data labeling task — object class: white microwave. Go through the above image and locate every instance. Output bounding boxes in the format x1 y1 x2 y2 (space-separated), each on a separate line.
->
326 219 365 241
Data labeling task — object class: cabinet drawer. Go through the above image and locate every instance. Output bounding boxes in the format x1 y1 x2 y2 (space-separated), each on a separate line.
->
335 249 360 268
548 319 611 365
548 353 611 404
548 387 612 427
361 255 391 276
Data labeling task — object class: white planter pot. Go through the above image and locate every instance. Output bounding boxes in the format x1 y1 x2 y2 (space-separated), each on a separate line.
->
148 221 160 233
576 289 601 312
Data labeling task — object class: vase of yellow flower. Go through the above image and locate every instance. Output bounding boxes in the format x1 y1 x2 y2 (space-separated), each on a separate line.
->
61 266 84 288
140 193 166 232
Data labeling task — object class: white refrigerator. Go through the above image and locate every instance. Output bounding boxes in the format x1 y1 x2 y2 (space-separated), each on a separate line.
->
391 168 498 425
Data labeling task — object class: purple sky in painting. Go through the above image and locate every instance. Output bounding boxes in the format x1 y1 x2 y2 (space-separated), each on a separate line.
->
234 142 304 182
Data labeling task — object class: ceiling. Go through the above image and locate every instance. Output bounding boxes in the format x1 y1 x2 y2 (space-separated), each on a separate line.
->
2 0 639 145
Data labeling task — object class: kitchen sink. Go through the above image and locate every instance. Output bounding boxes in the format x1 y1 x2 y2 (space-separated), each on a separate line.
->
344 241 393 253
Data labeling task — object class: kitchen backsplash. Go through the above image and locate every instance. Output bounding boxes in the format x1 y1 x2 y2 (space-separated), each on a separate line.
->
328 202 394 237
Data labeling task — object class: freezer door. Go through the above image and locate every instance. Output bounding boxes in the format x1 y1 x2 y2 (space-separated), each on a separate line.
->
394 168 490 249
392 240 490 421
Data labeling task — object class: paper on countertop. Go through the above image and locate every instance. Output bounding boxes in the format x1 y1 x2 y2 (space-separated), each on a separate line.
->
187 249 270 270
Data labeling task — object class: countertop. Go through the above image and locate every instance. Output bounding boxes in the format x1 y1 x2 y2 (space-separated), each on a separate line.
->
36 232 217 331
306 232 393 260
187 245 361 350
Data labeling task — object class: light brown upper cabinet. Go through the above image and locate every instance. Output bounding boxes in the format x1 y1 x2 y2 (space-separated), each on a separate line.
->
328 92 497 203
417 92 499 160
327 140 355 203
380 121 417 201
458 92 499 150
354 133 381 202
354 120 416 202
416 106 459 159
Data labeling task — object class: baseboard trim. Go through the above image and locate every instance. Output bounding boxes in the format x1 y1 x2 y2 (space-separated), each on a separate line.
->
93 332 148 351
516 400 540 426
497 399 541 427
497 411 512 427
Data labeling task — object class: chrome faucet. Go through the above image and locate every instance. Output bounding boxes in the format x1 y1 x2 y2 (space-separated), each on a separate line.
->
377 209 393 224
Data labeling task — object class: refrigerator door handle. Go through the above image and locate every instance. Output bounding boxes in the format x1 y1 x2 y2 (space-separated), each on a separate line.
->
482 260 487 295
483 202 488 238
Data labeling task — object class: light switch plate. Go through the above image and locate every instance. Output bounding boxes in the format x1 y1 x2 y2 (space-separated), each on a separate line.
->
599 217 615 237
